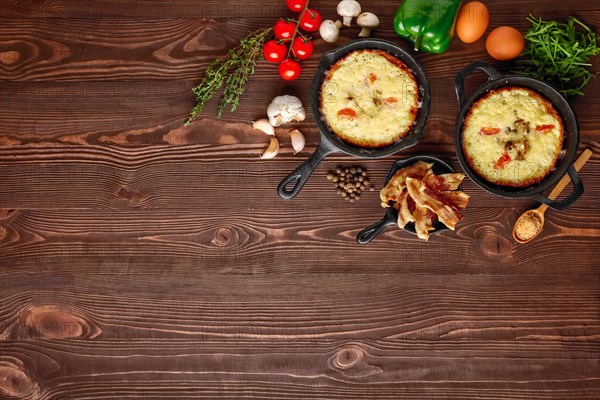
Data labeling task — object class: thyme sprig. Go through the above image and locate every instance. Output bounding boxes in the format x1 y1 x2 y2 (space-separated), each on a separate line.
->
185 27 272 125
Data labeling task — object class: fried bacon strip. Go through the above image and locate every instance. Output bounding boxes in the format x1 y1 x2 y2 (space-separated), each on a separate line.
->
380 161 433 207
379 162 468 240
422 170 465 192
406 177 464 231
435 190 470 210
414 205 436 240
397 189 415 228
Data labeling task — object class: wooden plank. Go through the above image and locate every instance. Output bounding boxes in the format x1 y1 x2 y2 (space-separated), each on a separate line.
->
1 272 599 340
1 144 599 211
0 16 598 82
0 340 598 399
1 0 599 20
0 80 599 147
0 208 599 273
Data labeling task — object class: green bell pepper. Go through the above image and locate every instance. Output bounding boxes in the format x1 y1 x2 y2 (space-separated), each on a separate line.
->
394 0 462 54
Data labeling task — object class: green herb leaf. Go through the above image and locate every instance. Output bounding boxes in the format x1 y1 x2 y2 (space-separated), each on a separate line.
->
514 15 600 97
184 27 272 125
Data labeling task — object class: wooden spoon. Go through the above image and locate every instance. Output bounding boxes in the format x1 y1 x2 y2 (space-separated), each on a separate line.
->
513 149 592 244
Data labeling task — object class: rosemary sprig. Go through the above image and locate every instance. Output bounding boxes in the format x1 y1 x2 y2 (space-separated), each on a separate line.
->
184 27 272 125
514 15 600 97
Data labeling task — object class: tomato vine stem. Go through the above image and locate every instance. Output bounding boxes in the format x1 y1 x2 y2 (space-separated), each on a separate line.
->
286 0 311 59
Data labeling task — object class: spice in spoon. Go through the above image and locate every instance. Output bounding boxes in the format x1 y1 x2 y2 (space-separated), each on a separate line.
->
514 210 543 242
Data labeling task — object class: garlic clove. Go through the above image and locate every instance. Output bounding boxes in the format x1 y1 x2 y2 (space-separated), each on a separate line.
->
289 129 305 155
260 137 280 159
292 109 306 122
270 114 284 127
252 118 275 135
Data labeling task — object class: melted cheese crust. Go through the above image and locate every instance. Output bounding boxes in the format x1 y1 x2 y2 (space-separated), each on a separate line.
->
462 87 564 187
320 50 418 148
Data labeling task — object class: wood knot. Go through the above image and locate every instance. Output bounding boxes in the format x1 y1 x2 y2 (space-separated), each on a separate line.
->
116 187 145 205
183 27 227 53
0 360 39 399
332 346 364 369
0 51 20 65
0 209 16 220
477 228 512 260
12 0 45 13
21 305 100 339
211 227 232 247
328 345 382 378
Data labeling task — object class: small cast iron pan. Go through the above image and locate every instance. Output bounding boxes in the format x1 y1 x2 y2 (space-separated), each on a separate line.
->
455 61 583 210
278 38 431 200
356 155 456 245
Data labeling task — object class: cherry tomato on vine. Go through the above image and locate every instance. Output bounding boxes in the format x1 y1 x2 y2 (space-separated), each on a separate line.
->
291 37 314 60
299 9 322 32
285 0 307 12
263 40 287 63
278 59 302 81
274 19 296 40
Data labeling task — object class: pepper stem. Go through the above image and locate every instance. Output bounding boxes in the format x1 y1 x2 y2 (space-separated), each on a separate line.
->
413 35 422 51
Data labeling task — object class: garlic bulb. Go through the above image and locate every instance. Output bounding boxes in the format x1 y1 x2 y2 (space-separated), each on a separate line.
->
260 137 280 159
289 129 305 154
267 95 306 127
252 119 275 135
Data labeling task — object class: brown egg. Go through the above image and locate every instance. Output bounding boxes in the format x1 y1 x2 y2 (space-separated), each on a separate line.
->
485 26 525 60
456 1 490 44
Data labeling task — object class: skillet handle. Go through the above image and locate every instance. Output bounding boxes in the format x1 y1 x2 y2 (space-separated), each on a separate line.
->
531 164 584 210
455 61 503 108
278 139 336 200
356 210 397 245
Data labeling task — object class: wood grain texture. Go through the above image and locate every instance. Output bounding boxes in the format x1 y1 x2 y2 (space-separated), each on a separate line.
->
1 0 599 399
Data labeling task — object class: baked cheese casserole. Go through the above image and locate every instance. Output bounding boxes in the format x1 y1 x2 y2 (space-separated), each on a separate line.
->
462 87 564 187
320 49 419 148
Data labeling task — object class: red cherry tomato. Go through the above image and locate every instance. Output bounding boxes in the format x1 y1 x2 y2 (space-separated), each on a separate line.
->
274 19 296 40
299 8 322 32
291 37 314 60
263 40 287 63
286 0 307 12
278 59 302 81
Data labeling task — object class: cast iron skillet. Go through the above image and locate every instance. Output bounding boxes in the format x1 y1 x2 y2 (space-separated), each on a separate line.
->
356 155 455 245
277 38 431 199
454 61 583 210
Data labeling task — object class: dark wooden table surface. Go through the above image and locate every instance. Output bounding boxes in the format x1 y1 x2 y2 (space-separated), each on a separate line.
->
1 0 599 399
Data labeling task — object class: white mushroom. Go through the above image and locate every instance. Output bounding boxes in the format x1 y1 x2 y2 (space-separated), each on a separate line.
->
267 95 306 127
319 20 343 43
337 0 361 27
357 12 379 37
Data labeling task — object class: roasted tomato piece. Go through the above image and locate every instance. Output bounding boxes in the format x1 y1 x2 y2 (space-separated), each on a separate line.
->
536 124 555 133
494 153 512 170
337 108 357 120
480 127 501 135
